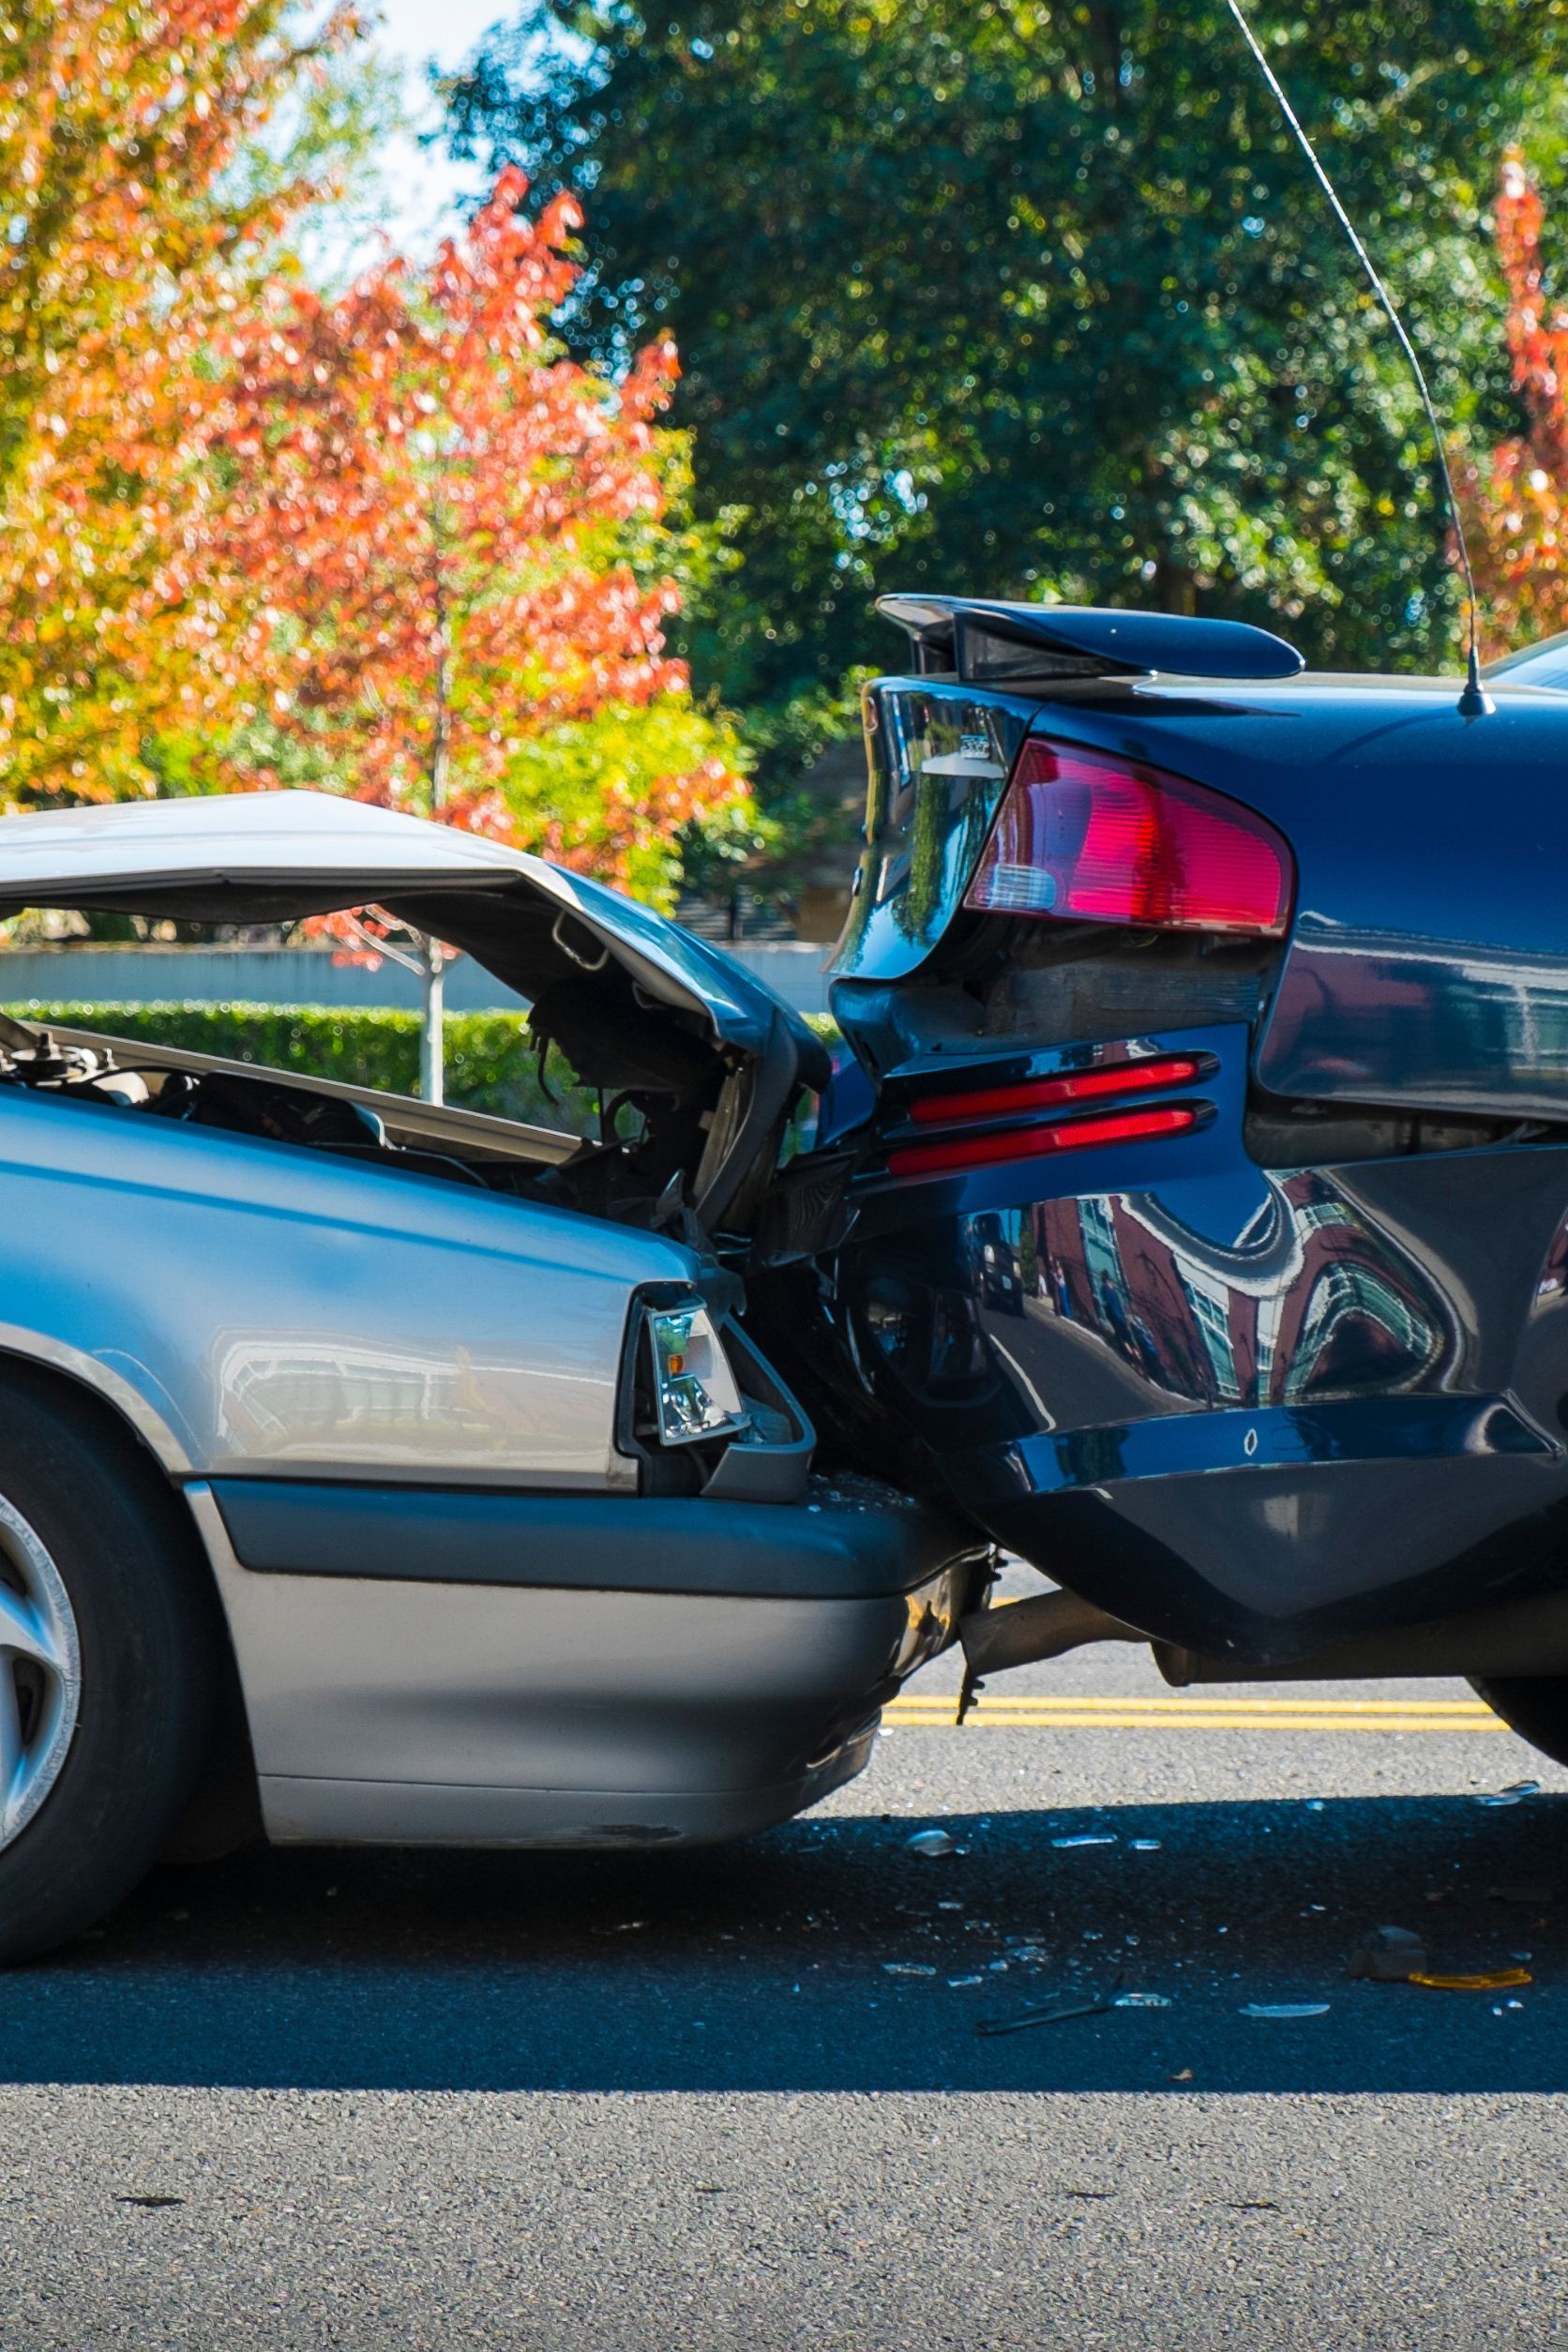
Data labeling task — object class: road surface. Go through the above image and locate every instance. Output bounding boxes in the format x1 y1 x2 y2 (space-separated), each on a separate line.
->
1 1572 1563 2347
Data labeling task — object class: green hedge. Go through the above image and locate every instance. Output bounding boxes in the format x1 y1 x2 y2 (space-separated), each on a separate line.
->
6 1001 597 1131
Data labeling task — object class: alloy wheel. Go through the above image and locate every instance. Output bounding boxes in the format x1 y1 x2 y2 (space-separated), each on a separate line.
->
0 1496 81 1851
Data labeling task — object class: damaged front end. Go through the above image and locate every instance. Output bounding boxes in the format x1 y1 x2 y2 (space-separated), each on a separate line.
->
0 792 996 1850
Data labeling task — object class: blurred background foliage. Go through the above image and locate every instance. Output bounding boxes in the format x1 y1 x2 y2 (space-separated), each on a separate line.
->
447 0 1568 845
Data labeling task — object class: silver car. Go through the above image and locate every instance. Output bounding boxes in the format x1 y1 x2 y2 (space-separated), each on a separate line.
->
0 791 987 1963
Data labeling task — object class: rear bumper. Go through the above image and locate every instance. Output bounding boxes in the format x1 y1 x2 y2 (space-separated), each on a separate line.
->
822 1023 1568 1667
952 1395 1563 1665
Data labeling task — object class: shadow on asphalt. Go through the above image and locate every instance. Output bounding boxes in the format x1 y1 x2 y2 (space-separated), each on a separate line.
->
7 1796 1565 2095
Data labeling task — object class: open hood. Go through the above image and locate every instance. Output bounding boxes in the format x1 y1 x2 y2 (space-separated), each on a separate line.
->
0 792 829 1228
0 792 824 1067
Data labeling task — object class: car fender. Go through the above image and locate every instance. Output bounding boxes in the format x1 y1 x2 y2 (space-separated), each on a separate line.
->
0 1084 699 1488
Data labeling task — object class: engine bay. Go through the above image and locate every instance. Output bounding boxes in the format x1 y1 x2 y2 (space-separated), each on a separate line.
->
0 1013 741 1237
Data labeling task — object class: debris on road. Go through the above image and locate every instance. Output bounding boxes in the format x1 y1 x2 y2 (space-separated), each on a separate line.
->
1241 2003 1332 2019
1129 1838 1163 1851
907 1828 957 1857
1348 1925 1428 1982
1407 1967 1533 1993
882 1962 938 1977
1052 1833 1117 1849
1113 1991 1173 2008
977 1975 1123 2037
1474 1781 1542 1808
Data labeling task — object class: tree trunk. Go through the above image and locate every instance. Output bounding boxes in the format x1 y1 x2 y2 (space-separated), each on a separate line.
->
419 939 445 1106
422 553 452 1107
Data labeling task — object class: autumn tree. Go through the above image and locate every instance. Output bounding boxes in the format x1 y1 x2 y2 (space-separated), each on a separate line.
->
0 0 367 806
216 166 746 1098
1459 148 1568 656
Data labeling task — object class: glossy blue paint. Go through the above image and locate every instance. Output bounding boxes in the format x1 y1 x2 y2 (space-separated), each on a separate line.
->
1010 675 1568 1120
973 1395 1554 1492
874 596 1305 682
803 1009 1568 1661
830 670 1568 1123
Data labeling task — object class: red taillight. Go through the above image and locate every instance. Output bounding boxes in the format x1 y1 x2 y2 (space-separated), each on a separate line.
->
910 1051 1207 1126
964 737 1290 936
885 1103 1199 1179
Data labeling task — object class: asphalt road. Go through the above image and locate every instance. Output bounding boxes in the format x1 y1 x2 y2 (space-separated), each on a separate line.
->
3 1573 1567 2349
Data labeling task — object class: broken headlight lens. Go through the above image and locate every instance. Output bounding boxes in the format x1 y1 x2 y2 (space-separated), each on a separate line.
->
645 1300 751 1448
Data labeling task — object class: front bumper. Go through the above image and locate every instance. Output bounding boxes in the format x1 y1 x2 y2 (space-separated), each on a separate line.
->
190 1478 990 1847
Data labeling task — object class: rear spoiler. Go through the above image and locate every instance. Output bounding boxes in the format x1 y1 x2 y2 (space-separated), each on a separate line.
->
877 595 1304 685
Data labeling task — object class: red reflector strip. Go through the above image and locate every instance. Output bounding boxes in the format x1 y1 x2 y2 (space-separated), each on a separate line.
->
885 1103 1199 1179
910 1052 1206 1126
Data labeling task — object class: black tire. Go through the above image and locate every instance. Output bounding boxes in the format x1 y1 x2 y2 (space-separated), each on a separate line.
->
0 1367 219 1965
1469 1675 1568 1770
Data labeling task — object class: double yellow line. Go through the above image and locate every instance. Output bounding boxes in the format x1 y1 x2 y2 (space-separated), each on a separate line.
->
883 1694 1504 1733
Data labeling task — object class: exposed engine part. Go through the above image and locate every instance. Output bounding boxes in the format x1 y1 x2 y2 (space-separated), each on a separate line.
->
0 1015 733 1235
958 1586 1145 1677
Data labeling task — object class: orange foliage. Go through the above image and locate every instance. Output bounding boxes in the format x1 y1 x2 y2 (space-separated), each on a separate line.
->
1459 148 1568 656
215 167 745 896
0 0 355 803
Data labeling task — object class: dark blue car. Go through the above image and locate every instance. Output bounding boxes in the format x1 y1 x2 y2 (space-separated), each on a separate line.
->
761 596 1568 1750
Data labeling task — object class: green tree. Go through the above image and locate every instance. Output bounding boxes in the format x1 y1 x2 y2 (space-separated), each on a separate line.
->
447 0 1568 784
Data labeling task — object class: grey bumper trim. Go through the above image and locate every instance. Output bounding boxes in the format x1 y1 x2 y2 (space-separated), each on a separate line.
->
210 1478 988 1603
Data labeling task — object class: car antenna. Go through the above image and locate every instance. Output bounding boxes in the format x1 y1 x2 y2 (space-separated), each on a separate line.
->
1223 0 1494 718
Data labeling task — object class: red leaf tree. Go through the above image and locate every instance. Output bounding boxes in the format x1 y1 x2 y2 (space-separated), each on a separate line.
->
216 166 746 1095
1459 148 1568 656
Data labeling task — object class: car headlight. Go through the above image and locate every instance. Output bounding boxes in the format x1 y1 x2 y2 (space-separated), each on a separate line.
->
645 1298 751 1448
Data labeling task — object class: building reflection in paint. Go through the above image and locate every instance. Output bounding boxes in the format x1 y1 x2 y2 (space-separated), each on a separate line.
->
972 1170 1458 1414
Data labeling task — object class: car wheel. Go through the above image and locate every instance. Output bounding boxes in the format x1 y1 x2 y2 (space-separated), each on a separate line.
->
0 1372 219 1966
1469 1675 1568 1771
